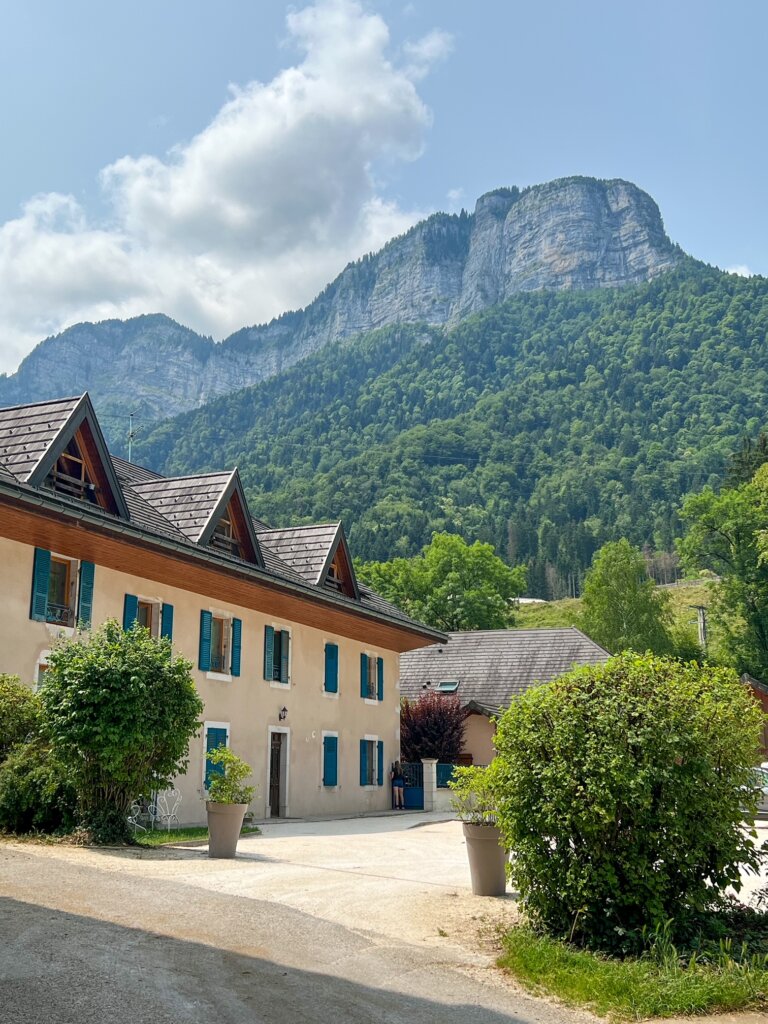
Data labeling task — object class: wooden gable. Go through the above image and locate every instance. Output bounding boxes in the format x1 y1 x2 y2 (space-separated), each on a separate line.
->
199 470 263 568
320 524 359 599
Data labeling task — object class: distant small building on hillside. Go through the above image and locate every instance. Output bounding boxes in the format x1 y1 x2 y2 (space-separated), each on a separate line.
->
399 628 610 765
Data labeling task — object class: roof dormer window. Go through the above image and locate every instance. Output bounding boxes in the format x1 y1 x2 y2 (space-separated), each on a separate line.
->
211 512 241 558
46 438 98 504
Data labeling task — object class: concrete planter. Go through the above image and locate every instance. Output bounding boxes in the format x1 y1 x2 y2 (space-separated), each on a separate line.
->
206 801 248 859
462 822 507 896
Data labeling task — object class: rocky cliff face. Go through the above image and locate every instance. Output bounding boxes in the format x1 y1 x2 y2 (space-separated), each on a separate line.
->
0 177 680 433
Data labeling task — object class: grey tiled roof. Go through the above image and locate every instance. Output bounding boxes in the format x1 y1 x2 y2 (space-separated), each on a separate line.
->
257 523 339 583
358 583 413 623
131 472 232 541
399 628 610 712
110 455 163 484
0 396 80 481
0 461 17 483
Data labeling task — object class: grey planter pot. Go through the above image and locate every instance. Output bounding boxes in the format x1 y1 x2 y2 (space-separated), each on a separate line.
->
462 822 507 896
206 801 248 859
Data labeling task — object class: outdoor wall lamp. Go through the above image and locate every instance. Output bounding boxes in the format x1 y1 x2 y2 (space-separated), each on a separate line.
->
278 706 288 721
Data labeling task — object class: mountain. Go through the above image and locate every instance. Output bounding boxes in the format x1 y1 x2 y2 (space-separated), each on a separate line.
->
133 261 768 597
0 176 679 430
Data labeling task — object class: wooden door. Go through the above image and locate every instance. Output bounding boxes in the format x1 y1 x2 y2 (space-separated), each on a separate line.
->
269 733 283 817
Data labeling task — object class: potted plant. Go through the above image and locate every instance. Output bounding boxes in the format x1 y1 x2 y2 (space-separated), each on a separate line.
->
449 762 507 896
205 747 255 859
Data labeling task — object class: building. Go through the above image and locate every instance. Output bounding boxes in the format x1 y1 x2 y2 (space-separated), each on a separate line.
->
399 628 610 764
0 393 443 823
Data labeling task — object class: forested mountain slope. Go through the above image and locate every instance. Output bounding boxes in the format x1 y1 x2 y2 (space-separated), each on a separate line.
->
134 262 768 596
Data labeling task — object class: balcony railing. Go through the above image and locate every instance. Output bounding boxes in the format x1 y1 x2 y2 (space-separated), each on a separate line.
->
46 603 75 627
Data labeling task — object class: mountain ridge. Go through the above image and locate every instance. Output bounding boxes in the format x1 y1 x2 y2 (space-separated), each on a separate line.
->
0 176 680 429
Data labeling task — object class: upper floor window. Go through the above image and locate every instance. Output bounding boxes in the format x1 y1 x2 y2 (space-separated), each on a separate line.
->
45 438 98 505
360 653 383 701
210 513 241 559
199 610 241 677
30 547 94 629
264 626 290 684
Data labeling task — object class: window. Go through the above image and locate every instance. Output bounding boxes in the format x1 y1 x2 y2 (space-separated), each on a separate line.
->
437 680 459 694
137 600 159 636
264 626 290 683
199 611 242 677
31 548 93 628
360 653 384 701
359 737 384 787
124 595 173 640
322 733 338 787
45 438 98 505
324 643 339 693
325 558 342 592
203 722 229 790
211 513 241 558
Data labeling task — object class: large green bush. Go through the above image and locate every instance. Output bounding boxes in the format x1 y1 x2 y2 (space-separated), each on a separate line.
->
40 620 204 843
494 653 764 953
0 739 77 834
0 674 41 761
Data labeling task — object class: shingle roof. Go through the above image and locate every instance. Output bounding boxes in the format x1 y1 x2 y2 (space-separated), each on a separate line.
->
257 523 340 583
110 455 163 485
399 628 610 712
130 472 232 541
0 396 81 481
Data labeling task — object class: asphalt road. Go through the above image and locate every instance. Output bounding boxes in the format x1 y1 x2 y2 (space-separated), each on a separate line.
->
0 816 585 1024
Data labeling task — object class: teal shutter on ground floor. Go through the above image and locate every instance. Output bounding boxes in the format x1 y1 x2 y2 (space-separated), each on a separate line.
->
77 561 95 628
30 547 51 621
376 657 384 702
123 593 138 631
324 643 338 693
264 625 274 680
160 603 174 640
359 739 368 786
360 653 368 698
205 727 228 789
231 618 242 677
199 610 213 671
377 740 384 786
323 735 338 787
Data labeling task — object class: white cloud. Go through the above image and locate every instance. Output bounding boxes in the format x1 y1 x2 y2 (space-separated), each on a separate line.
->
446 187 465 208
0 0 449 373
726 264 753 277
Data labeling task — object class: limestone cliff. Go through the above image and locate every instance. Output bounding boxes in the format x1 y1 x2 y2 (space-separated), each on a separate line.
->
0 177 681 430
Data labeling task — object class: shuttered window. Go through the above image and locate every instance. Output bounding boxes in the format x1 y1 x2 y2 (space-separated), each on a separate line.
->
377 740 384 787
77 561 95 628
323 735 338 787
265 626 290 682
123 594 139 631
30 548 51 622
160 603 174 641
231 618 242 677
204 726 228 789
360 653 380 700
359 739 376 786
324 643 339 693
199 610 213 671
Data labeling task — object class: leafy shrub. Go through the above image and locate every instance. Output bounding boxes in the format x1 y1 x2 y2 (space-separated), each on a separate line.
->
206 747 255 804
0 674 41 762
448 763 499 824
40 620 203 844
494 653 764 953
400 691 466 763
0 739 77 834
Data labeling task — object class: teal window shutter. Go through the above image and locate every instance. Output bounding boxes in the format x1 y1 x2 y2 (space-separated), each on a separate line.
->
123 594 138 631
376 657 384 702
324 643 338 693
205 726 228 788
280 630 290 683
160 603 174 640
360 653 368 698
359 739 368 786
264 625 274 680
77 561 95 628
199 610 213 671
231 618 242 677
377 740 384 786
323 735 338 786
30 548 51 621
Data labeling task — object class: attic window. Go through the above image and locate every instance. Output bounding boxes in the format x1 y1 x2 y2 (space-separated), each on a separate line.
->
211 512 241 558
45 438 98 505
437 680 459 694
325 558 343 592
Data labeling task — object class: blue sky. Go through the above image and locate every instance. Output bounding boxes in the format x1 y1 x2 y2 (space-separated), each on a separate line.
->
0 0 765 370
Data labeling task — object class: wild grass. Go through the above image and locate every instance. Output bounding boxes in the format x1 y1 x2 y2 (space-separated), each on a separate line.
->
498 924 768 1020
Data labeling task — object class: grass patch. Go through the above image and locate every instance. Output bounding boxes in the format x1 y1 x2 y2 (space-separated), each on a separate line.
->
498 927 768 1020
134 825 260 847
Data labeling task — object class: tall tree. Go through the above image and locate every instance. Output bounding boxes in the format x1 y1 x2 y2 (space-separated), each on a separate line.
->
579 539 673 655
357 532 526 631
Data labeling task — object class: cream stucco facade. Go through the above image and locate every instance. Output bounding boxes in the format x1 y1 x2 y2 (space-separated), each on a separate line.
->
462 711 497 766
2 535 404 824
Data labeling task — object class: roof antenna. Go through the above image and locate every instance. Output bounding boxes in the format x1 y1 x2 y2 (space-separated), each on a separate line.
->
127 412 137 463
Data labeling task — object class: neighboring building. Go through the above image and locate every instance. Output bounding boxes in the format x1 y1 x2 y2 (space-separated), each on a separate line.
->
399 628 610 765
0 393 443 823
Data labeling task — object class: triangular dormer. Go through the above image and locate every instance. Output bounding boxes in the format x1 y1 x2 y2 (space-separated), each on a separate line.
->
319 523 359 599
27 394 129 519
198 469 263 568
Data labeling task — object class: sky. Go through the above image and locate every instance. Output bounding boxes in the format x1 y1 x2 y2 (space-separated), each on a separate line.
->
0 0 765 372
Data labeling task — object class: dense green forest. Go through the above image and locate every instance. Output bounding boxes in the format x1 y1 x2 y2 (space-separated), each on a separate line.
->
134 260 768 598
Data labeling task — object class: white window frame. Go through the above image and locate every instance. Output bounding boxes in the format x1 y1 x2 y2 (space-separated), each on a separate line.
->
320 729 340 790
268 623 292 690
135 596 162 638
207 608 233 682
362 732 379 789
322 637 340 700
45 551 79 637
266 725 291 817
202 720 230 793
363 651 379 705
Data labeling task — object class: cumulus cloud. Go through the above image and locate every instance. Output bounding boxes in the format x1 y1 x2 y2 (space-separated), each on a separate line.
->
0 0 449 372
726 264 753 277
